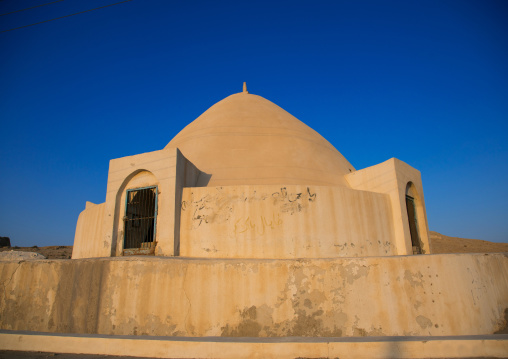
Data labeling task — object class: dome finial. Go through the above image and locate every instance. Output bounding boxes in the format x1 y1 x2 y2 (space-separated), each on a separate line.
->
243 82 249 94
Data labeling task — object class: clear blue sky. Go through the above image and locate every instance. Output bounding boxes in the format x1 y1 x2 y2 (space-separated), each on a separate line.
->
1 0 507 246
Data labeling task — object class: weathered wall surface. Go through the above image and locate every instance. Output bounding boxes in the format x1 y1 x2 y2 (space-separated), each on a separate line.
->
72 202 107 259
346 158 430 255
180 185 396 258
1 254 507 337
173 151 202 256
105 148 178 257
73 147 202 259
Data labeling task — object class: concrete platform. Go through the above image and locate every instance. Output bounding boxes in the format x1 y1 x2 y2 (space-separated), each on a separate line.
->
1 330 507 358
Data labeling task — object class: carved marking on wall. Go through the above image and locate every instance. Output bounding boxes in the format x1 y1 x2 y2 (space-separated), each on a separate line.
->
181 191 234 229
181 187 317 231
271 187 317 215
234 214 283 236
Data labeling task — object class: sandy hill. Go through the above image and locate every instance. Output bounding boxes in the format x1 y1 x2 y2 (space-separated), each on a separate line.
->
0 232 506 259
430 231 508 254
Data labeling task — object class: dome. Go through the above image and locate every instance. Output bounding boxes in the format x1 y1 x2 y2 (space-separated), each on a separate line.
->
165 89 355 187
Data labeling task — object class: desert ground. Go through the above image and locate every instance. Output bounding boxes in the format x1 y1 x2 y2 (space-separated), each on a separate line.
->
429 231 508 254
0 244 72 259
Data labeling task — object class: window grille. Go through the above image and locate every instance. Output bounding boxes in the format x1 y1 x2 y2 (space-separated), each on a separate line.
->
123 186 157 251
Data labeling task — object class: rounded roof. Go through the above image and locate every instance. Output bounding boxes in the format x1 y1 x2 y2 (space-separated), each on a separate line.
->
166 90 355 187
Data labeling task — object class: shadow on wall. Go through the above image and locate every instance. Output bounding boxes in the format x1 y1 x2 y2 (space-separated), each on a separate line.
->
196 172 212 187
406 181 425 255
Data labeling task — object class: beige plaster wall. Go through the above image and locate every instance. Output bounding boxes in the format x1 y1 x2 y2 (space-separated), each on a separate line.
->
73 152 428 260
73 147 201 258
1 253 507 337
72 202 107 259
174 151 202 255
346 158 430 255
105 148 178 257
180 185 396 258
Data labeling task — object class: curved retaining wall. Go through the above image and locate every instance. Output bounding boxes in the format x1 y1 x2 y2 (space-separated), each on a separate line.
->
1 253 507 337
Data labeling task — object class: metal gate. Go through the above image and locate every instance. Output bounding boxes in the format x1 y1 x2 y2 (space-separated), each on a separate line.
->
123 186 157 254
405 195 422 254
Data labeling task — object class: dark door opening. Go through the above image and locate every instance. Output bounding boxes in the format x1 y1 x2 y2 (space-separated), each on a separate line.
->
405 195 422 255
123 186 157 255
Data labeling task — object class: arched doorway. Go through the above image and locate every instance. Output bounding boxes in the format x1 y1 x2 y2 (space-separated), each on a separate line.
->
406 183 422 255
123 186 158 255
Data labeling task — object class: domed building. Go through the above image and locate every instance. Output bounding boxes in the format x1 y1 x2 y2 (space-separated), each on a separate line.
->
73 84 430 260
2 85 507 358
